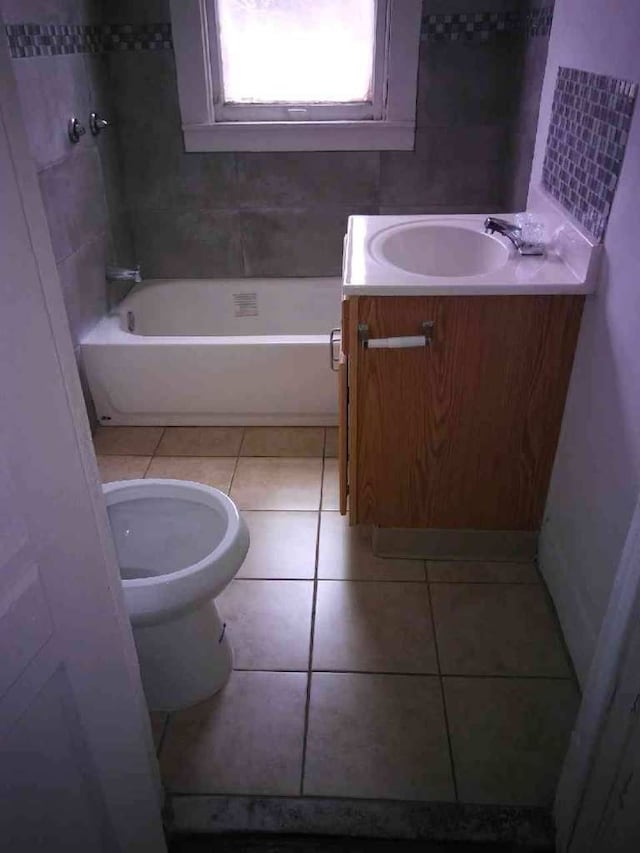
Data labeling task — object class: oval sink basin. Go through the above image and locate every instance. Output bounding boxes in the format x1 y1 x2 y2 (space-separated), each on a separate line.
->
370 222 510 278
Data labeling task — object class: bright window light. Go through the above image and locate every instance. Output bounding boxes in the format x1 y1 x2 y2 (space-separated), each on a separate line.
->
215 0 377 104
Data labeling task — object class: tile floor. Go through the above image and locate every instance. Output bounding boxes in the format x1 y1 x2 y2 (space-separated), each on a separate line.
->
95 426 579 810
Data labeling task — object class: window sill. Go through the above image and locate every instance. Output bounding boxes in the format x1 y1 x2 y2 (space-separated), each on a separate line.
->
182 120 416 152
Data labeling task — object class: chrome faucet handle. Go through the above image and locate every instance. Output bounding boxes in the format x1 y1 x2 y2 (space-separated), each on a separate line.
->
68 117 86 144
484 216 521 234
89 111 109 136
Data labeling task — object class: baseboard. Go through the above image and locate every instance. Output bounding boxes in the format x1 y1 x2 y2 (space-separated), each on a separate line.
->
372 527 538 563
538 525 598 687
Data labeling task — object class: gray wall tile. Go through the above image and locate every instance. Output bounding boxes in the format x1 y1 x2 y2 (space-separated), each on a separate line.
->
57 231 108 346
131 209 243 278
12 54 94 171
38 146 109 261
235 152 380 209
100 0 170 24
380 128 510 208
416 39 525 128
1 0 98 25
240 209 373 278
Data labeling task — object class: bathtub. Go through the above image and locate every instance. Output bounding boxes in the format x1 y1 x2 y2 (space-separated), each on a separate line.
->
81 278 342 426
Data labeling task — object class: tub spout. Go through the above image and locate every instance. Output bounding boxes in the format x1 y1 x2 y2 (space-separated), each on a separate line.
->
106 264 142 283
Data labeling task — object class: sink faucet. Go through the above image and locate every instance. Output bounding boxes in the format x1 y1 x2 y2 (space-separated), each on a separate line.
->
106 264 142 283
484 217 545 256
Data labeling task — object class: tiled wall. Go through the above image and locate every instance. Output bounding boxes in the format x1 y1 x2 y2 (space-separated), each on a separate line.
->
103 0 554 279
5 0 555 289
2 0 135 426
542 66 637 240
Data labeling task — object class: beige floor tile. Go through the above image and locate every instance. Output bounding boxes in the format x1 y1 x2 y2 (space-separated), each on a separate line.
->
318 512 425 581
427 560 540 584
149 712 167 752
241 427 325 457
444 676 579 806
161 671 307 795
304 673 454 801
431 583 573 677
313 581 437 673
324 427 338 458
230 458 322 510
145 457 237 493
97 455 150 482
237 511 318 579
321 459 340 510
156 427 244 457
93 426 163 456
218 580 313 671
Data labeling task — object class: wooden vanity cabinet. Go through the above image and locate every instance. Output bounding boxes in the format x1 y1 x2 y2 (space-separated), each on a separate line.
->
338 294 584 530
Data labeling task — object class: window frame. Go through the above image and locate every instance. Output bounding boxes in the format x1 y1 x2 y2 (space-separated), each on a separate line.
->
170 0 422 152
206 0 388 124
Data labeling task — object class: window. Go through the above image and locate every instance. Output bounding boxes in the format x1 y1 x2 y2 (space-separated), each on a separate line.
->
170 0 422 151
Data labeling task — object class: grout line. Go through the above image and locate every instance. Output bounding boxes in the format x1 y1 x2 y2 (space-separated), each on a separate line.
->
237 427 248 457
426 581 459 802
298 459 324 796
142 454 155 478
226 434 244 496
150 426 165 456
427 579 542 585
235 576 425 583
302 669 575 681
156 712 171 758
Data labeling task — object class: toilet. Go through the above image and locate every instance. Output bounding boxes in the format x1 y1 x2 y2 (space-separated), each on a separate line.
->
102 478 249 711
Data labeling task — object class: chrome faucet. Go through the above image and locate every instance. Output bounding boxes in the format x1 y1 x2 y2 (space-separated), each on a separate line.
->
484 217 545 256
106 264 142 283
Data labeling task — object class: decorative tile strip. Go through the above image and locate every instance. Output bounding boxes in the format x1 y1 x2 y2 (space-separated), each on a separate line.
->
5 22 173 58
542 66 637 241
420 6 554 42
101 23 173 53
5 23 101 57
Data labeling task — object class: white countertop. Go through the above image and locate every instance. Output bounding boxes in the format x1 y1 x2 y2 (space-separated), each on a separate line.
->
342 194 601 297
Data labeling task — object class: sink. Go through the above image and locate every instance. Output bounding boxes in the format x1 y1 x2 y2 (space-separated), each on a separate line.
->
369 221 511 278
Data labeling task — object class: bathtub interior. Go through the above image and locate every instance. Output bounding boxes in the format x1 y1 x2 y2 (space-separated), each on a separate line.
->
119 277 342 337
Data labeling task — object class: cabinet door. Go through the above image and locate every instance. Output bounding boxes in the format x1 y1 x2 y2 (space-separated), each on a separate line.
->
352 295 583 530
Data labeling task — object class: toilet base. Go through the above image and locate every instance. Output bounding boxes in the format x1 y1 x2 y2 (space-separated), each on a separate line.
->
133 599 232 711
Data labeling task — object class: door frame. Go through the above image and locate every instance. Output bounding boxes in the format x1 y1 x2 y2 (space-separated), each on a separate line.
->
0 17 165 850
555 491 640 850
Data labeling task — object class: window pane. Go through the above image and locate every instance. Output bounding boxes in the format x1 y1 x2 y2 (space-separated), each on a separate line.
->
215 0 376 104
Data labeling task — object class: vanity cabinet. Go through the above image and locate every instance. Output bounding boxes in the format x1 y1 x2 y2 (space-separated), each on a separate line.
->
338 294 584 530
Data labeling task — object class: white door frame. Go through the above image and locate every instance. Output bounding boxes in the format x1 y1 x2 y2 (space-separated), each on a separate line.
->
555 490 640 850
0 15 165 851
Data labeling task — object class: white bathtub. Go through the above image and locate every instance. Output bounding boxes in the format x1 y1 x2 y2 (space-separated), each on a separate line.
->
81 278 342 426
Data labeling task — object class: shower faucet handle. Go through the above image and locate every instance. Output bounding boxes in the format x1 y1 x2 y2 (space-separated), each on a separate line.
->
89 111 109 136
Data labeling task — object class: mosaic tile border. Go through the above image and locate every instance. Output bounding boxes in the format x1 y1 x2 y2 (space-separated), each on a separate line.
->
542 66 637 241
421 6 554 43
5 22 172 58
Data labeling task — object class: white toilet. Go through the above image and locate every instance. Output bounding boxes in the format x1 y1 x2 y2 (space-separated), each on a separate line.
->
102 478 249 711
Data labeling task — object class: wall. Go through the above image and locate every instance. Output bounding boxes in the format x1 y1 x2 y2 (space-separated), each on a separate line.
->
2 0 134 427
531 0 640 683
105 0 553 279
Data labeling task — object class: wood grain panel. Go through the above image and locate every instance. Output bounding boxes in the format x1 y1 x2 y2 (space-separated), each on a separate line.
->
352 295 584 530
338 357 348 515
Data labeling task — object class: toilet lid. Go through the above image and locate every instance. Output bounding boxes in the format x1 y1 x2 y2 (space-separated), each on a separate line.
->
107 496 226 579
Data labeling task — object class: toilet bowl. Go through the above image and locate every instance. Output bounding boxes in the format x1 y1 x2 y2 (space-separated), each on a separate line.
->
102 478 249 711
